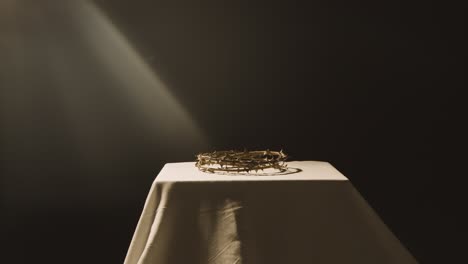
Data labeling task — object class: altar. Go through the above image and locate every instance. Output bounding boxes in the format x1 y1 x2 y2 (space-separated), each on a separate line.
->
124 161 416 264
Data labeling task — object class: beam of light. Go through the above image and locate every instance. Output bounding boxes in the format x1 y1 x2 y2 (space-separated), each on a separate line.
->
52 0 209 200
78 1 205 140
48 0 209 173
67 0 208 149
0 0 208 205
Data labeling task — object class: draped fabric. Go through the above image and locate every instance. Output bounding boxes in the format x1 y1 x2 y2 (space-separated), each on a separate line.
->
124 161 416 264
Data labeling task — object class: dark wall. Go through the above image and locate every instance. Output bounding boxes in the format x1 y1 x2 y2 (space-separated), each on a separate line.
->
1 0 464 263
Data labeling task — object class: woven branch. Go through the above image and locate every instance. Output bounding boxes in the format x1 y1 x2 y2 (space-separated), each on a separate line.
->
195 150 288 173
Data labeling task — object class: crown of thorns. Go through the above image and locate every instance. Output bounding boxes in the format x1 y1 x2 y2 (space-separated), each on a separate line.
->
195 150 288 173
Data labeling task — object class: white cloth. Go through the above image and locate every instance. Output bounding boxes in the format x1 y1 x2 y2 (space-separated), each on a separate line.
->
124 161 417 264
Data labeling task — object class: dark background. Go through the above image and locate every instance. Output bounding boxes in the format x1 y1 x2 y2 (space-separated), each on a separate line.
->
1 0 465 263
